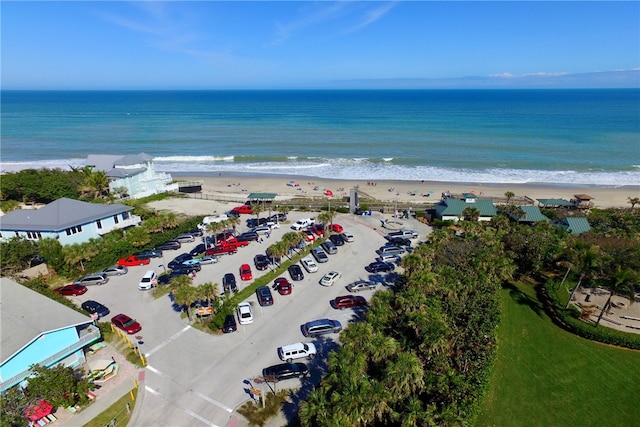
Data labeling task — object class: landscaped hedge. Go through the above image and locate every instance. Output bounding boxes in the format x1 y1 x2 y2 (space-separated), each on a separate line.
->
542 279 640 350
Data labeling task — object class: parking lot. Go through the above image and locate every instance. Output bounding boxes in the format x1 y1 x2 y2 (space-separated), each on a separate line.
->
69 210 413 426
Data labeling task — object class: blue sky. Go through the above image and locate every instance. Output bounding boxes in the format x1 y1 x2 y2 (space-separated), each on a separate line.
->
2 1 639 89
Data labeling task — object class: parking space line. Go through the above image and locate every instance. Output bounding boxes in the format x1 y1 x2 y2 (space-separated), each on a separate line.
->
145 325 191 357
192 390 234 413
182 407 219 427
144 385 167 399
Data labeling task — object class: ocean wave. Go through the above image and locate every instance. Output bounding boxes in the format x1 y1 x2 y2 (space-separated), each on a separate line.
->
2 157 639 186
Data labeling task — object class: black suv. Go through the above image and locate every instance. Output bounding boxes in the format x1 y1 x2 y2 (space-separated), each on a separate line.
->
135 249 163 259
288 264 304 281
222 273 238 294
365 261 395 273
256 286 274 306
189 244 207 257
156 240 181 251
254 254 270 271
262 363 309 382
329 234 345 246
387 236 412 247
168 253 193 269
222 314 237 333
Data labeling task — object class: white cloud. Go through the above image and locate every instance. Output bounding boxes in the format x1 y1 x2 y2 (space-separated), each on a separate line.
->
344 2 397 34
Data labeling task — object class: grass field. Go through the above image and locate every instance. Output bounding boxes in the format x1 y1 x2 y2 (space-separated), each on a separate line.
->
475 281 640 427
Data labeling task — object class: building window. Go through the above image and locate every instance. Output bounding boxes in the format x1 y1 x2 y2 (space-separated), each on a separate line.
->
78 225 82 232
96 219 102 229
113 214 119 224
122 212 130 220
66 229 72 236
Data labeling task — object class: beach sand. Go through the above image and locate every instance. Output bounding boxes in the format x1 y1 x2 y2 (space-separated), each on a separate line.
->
174 175 638 209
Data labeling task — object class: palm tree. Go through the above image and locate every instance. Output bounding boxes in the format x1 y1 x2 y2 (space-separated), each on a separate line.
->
226 215 240 235
158 212 180 230
267 241 288 265
462 206 480 222
63 243 86 271
125 226 150 248
504 191 515 204
384 351 425 397
172 283 198 321
197 281 219 305
628 197 640 209
281 231 304 254
595 265 636 327
564 240 601 308
84 170 110 198
251 204 263 226
206 221 224 247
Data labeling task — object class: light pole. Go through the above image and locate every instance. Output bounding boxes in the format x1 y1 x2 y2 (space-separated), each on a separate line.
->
159 264 166 273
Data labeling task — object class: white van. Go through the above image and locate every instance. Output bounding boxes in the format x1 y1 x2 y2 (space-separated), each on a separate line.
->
138 270 157 290
197 213 229 230
291 218 314 231
277 342 317 362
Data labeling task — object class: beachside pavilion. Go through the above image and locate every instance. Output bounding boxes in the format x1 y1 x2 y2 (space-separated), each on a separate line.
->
506 205 550 224
558 217 591 235
0 198 141 246
435 193 497 222
0 278 101 393
537 198 574 208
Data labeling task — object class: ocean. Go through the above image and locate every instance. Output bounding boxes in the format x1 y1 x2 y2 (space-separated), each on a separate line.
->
1 89 639 186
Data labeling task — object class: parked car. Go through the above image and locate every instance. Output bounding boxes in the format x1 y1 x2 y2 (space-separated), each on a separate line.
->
55 284 88 296
376 245 405 256
187 229 203 237
168 253 193 269
312 223 325 237
73 273 109 286
111 313 142 334
321 240 338 255
387 229 418 239
237 232 259 242
236 302 254 325
239 264 253 281
320 271 342 287
175 233 196 243
291 218 314 231
377 253 402 264
341 231 355 242
198 255 219 265
278 342 317 362
189 244 207 257
256 286 274 306
101 265 128 276
332 295 368 310
252 225 271 235
300 257 318 273
135 249 163 259
273 277 293 295
206 244 238 256
158 271 184 285
301 319 342 338
254 254 270 271
138 270 157 290
346 280 378 292
262 363 309 382
222 314 238 333
232 205 253 214
226 237 250 247
288 264 304 281
311 247 329 263
366 261 395 273
387 236 412 247
117 255 150 267
330 223 344 233
81 300 110 318
329 234 345 246
171 264 201 275
303 230 316 242
155 240 181 251
222 273 238 294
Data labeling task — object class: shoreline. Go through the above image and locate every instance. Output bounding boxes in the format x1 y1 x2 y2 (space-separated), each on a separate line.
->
174 173 639 209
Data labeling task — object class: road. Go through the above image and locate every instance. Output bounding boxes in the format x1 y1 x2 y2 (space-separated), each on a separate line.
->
74 211 414 426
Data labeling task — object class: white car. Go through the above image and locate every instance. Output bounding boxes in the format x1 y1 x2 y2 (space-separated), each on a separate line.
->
138 270 157 290
236 302 254 325
320 271 342 287
341 231 355 242
300 257 318 273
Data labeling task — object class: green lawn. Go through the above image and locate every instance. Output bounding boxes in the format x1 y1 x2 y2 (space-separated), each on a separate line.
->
475 282 640 427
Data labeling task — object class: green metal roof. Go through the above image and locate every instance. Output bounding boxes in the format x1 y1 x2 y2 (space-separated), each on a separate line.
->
515 206 550 223
561 217 591 235
247 193 277 201
435 198 497 218
537 198 573 207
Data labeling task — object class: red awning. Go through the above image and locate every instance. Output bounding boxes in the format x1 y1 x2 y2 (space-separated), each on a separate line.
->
25 400 53 421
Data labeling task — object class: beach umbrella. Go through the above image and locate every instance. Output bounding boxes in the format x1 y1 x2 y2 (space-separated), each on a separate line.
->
325 189 333 197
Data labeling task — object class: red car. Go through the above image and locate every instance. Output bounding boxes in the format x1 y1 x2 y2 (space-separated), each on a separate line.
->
206 243 238 256
239 264 253 281
272 277 293 295
330 223 344 233
226 237 250 247
312 223 325 237
111 313 142 334
332 295 367 310
117 255 151 267
232 205 253 214
303 230 316 242
55 284 88 296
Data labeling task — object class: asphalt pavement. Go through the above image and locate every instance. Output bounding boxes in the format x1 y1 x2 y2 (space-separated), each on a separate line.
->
72 211 430 426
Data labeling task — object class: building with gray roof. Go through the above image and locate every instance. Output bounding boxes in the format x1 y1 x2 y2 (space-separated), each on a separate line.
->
0 278 101 392
0 197 141 246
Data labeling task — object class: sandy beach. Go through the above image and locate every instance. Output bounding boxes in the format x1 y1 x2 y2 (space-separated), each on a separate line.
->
174 174 638 209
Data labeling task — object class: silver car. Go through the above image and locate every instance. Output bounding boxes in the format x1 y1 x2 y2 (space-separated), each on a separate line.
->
102 265 128 276
73 273 109 286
